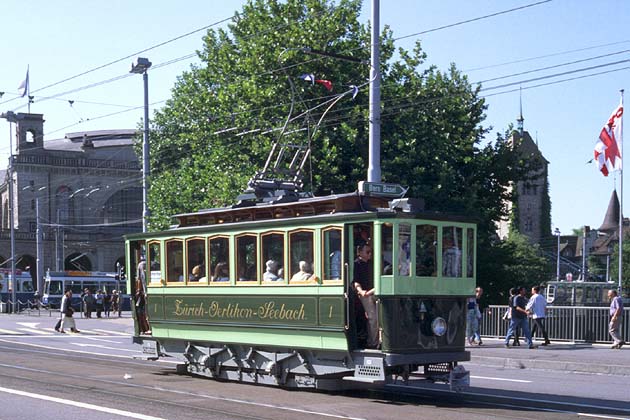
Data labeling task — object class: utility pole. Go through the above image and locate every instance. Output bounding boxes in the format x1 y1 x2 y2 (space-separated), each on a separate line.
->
367 0 381 182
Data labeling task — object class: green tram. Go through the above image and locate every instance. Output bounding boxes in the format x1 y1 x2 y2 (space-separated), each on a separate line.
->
125 190 476 389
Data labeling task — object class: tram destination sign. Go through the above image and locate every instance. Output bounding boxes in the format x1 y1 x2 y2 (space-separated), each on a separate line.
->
148 295 345 328
358 181 407 198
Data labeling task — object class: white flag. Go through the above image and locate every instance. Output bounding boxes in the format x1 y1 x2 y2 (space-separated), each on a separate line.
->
18 67 29 98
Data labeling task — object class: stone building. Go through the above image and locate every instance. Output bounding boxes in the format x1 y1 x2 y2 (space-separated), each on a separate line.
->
497 128 552 245
0 113 142 291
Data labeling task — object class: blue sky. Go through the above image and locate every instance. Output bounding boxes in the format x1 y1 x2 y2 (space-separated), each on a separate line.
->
1 0 629 253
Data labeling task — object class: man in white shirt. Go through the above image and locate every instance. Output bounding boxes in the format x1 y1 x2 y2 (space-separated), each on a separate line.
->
526 285 551 346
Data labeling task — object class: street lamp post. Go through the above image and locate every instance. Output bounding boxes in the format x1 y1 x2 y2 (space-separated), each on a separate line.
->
554 228 561 281
130 57 152 233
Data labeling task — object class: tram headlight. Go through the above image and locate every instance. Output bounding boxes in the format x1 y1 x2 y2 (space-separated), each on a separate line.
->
431 317 447 336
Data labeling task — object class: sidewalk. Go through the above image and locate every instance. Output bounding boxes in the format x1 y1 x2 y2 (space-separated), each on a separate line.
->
466 338 630 376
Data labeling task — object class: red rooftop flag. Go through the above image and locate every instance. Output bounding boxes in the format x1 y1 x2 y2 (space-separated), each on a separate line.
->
594 100 623 176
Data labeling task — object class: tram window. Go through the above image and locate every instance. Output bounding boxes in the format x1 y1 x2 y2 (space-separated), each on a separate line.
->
209 237 230 282
442 226 463 277
166 240 184 283
83 282 97 293
322 228 342 281
289 230 316 283
49 280 63 295
186 238 206 283
416 225 437 277
466 228 475 277
262 232 285 282
236 235 257 282
398 224 411 276
148 242 162 285
381 224 393 275
69 281 82 295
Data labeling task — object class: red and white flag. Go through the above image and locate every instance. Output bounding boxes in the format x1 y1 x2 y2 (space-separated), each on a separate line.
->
594 100 623 176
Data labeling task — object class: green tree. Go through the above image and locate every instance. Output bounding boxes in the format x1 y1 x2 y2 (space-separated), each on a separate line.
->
144 0 538 301
609 234 630 296
479 231 551 305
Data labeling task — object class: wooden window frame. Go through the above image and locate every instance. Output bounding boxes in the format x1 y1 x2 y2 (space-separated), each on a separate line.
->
147 240 163 287
261 231 286 284
165 239 185 285
288 228 318 285
321 226 343 285
186 237 207 286
208 235 231 286
235 233 259 285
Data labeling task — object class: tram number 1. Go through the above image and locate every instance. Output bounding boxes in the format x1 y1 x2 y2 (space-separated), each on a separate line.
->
328 305 334 319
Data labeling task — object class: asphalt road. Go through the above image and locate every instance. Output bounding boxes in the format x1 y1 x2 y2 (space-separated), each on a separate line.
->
0 313 628 420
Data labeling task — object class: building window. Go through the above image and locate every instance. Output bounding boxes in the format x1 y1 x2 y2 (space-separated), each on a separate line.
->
55 185 74 224
525 217 533 232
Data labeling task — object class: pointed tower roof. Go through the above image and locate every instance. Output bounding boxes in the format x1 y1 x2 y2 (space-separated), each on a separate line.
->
598 190 622 233
517 87 524 135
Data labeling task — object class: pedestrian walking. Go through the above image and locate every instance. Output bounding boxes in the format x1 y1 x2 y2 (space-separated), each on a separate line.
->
504 286 535 349
466 287 483 345
59 289 80 334
608 289 625 349
526 285 551 346
503 287 521 346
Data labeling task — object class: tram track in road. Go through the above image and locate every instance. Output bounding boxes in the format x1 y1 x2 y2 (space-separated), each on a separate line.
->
0 339 627 420
0 341 366 420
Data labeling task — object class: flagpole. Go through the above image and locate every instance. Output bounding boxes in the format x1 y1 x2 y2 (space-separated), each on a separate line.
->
619 89 623 296
26 65 30 113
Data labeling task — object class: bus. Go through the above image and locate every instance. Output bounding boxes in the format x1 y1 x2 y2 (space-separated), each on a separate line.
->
544 280 617 306
42 270 128 309
0 269 35 306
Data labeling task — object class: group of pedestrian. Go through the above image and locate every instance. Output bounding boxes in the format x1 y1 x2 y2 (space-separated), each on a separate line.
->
503 286 549 349
469 285 625 349
81 288 122 318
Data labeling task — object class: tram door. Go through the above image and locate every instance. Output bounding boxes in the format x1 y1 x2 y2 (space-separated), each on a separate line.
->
128 240 149 334
347 222 374 349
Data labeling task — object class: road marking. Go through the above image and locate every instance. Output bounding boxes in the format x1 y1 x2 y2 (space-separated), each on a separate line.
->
0 329 22 335
84 337 124 344
71 343 139 352
0 385 166 420
470 375 532 383
91 329 131 336
17 328 53 335
578 413 630 419
16 322 41 329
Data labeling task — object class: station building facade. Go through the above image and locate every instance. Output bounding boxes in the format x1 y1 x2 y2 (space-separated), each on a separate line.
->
0 113 142 291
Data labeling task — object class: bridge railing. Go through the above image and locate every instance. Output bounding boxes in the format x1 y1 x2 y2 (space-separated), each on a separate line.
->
481 305 630 344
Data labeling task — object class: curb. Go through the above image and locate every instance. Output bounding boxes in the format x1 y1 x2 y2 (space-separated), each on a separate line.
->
469 354 630 376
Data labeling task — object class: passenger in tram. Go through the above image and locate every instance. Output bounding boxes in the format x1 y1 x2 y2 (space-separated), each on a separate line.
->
190 265 203 282
442 237 462 277
263 260 280 281
353 244 379 349
290 261 317 282
213 262 229 282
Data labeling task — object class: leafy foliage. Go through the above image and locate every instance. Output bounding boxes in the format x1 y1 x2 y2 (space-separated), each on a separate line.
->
608 234 630 296
143 0 543 302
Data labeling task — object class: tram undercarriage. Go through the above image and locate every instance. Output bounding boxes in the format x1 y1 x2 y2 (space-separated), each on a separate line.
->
135 337 470 391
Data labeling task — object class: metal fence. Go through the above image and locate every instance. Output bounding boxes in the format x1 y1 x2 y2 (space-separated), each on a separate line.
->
481 305 630 344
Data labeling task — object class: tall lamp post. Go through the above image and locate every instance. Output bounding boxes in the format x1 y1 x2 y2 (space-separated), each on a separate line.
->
130 57 152 233
554 228 561 280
